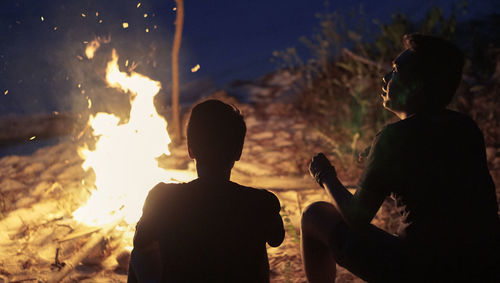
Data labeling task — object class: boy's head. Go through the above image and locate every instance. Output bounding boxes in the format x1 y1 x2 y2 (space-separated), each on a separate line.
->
187 99 246 168
382 33 465 114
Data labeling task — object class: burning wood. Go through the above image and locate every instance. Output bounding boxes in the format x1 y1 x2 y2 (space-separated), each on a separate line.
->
74 47 196 226
0 43 356 282
47 220 121 283
0 46 198 281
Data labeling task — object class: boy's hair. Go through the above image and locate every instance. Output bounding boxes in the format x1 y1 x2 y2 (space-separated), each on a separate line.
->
402 33 465 109
187 99 246 166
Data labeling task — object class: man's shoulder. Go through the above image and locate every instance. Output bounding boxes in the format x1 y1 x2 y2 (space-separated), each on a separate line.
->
379 109 479 137
443 110 481 131
403 109 476 127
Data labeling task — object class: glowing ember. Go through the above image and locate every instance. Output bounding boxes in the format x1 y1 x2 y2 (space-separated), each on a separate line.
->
85 39 101 59
73 49 195 226
191 64 200 73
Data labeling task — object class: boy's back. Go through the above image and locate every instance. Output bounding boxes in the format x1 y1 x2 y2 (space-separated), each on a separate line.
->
129 99 285 282
135 178 283 282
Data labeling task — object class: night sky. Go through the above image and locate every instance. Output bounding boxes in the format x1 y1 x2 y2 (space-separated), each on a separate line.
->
0 0 498 115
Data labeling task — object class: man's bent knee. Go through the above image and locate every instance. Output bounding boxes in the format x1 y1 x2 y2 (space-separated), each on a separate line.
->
302 201 341 223
301 201 343 240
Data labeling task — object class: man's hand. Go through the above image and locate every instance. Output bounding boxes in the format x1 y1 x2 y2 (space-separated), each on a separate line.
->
309 153 337 187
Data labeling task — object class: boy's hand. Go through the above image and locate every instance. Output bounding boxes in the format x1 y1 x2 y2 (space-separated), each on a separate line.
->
309 153 337 187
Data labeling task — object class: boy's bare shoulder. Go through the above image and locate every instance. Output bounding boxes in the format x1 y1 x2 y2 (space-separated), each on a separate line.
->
232 182 281 212
145 181 191 203
149 181 186 193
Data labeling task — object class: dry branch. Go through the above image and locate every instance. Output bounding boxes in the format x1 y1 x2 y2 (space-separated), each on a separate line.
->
0 201 67 242
341 48 391 71
57 227 101 243
10 278 38 283
47 220 121 283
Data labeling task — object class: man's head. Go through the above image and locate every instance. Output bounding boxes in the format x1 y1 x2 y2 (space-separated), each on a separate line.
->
382 33 465 116
187 99 246 168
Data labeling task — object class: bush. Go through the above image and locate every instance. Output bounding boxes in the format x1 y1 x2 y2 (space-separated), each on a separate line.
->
272 2 470 171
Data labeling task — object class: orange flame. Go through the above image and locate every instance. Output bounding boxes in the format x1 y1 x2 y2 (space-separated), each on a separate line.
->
73 49 195 226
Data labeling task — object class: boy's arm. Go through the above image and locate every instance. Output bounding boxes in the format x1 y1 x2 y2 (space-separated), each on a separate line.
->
130 222 162 283
266 192 285 247
129 185 163 282
134 186 160 248
129 242 162 283
133 213 157 249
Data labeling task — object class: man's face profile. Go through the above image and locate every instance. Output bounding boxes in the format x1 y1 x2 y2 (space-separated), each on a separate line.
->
381 49 419 117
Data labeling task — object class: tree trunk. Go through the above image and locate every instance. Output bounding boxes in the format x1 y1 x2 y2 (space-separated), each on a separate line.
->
171 0 184 142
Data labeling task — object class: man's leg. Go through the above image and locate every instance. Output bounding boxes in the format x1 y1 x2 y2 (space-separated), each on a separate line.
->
301 201 404 282
301 201 342 283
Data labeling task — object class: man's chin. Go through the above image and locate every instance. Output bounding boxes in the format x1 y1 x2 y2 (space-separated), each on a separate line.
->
382 102 403 118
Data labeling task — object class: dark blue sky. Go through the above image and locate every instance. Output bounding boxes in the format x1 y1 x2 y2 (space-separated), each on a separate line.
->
0 0 498 115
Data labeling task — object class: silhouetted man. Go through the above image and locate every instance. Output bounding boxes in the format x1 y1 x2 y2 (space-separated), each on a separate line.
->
301 34 500 282
128 99 285 282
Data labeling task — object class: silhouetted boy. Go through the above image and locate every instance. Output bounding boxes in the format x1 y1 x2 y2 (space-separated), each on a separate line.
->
128 99 285 282
301 34 500 282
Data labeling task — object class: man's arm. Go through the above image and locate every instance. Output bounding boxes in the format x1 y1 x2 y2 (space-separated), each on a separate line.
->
310 153 385 230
